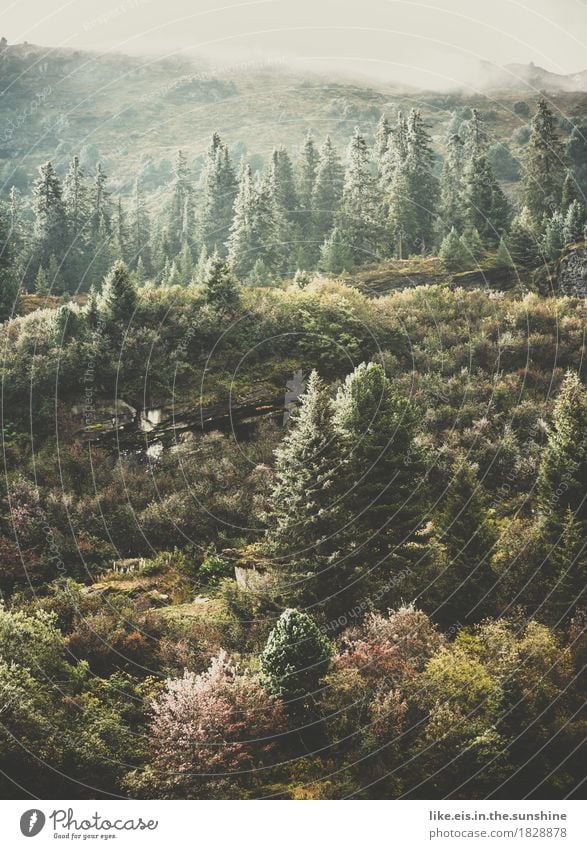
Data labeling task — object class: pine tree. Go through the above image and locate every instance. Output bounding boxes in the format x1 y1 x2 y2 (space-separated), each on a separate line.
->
333 362 426 595
538 372 587 523
90 162 110 236
523 98 566 225
386 110 439 256
318 227 354 274
431 459 496 625
463 108 489 158
265 370 349 608
439 227 468 271
112 197 130 264
167 150 194 257
495 237 514 269
464 154 511 246
179 240 193 283
34 265 49 296
228 162 256 277
298 131 318 255
0 201 20 320
312 136 344 248
336 127 383 262
267 149 297 272
506 211 541 268
203 250 240 311
194 245 208 284
247 257 273 287
260 609 331 707
561 170 580 214
563 199 585 244
542 211 565 260
63 155 91 285
440 133 466 233
461 227 485 262
374 114 392 167
199 135 237 255
32 161 67 276
130 179 152 273
101 260 137 324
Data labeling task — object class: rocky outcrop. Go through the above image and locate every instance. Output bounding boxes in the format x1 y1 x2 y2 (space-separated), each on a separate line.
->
556 244 587 297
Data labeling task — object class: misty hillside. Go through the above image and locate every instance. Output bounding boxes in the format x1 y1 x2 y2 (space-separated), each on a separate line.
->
1 39 586 202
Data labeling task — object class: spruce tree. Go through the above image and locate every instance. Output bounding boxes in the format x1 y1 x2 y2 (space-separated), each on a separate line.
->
463 108 489 158
298 132 318 255
538 372 587 523
167 150 194 257
439 227 468 271
440 133 466 233
561 170 580 214
563 199 585 244
495 237 514 269
464 154 511 246
130 179 152 273
63 155 91 285
260 609 331 706
386 110 439 256
375 114 392 166
266 371 349 609
228 162 256 277
0 202 20 321
199 136 238 255
32 161 67 277
318 227 354 274
336 127 383 262
461 227 485 263
506 211 541 268
203 250 240 312
101 260 138 325
333 362 426 595
312 136 344 248
112 198 130 264
542 211 565 260
267 148 297 272
523 98 566 225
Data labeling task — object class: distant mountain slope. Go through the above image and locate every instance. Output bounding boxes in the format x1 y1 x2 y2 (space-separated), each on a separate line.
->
0 41 585 203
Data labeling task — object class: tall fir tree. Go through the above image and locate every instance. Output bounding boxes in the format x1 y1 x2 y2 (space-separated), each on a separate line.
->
203 250 240 312
440 133 466 234
166 150 194 257
63 155 91 285
228 162 257 277
333 362 427 598
130 179 152 274
506 210 541 268
523 98 566 225
199 135 237 255
265 370 350 611
386 110 439 256
100 260 138 325
463 154 511 246
32 161 67 279
336 127 383 262
298 131 319 257
0 201 20 321
538 372 587 523
311 136 344 249
463 108 489 158
318 227 354 274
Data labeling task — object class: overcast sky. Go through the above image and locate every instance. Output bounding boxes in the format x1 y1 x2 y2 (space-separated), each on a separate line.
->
1 0 585 85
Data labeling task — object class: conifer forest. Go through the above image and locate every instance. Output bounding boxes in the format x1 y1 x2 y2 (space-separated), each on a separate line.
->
0 16 586 803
